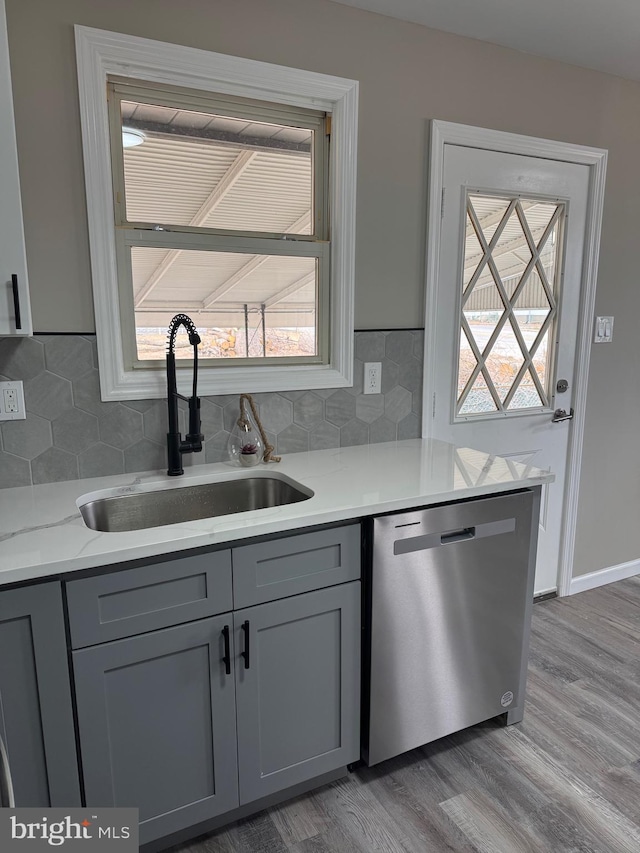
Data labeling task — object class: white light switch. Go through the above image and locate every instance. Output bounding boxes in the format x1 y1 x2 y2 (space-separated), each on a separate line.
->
594 316 614 343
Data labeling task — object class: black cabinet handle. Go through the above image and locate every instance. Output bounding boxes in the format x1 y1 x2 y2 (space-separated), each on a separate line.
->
221 625 231 675
11 275 22 330
241 620 250 669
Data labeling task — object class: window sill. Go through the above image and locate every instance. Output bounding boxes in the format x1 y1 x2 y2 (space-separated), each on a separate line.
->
97 350 353 401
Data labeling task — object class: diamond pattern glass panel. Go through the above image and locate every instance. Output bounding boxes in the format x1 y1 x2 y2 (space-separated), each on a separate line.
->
484 323 525 402
457 327 477 400
538 221 560 285
492 209 532 300
456 194 564 417
463 213 484 290
530 325 552 394
512 268 552 318
507 369 544 410
463 278 504 352
522 201 557 242
459 372 497 415
468 196 511 245
501 251 531 301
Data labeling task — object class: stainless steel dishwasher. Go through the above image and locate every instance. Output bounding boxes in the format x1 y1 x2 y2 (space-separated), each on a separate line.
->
365 488 539 766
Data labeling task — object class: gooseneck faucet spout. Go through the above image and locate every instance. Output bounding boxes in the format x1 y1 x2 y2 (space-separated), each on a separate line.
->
166 314 204 476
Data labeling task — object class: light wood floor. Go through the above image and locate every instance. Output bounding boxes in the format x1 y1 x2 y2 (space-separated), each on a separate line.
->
175 577 640 853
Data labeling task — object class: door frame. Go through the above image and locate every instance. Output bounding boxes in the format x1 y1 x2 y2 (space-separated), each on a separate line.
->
422 120 607 597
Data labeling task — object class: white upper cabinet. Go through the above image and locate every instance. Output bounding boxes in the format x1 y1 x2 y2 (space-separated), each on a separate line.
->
0 0 31 336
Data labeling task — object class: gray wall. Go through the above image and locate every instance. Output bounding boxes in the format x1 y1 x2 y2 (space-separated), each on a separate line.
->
2 0 638 578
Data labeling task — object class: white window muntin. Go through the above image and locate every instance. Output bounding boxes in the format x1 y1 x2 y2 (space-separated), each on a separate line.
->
452 188 567 422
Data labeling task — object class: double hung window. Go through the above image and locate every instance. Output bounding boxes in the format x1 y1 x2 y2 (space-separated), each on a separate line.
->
109 81 329 369
75 28 358 399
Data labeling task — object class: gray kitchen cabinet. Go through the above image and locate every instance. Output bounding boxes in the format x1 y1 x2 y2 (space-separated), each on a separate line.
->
234 582 361 804
0 583 80 806
0 0 32 335
73 614 239 845
70 525 361 846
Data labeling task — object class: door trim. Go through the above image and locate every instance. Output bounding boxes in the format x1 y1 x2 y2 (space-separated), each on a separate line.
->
422 121 607 597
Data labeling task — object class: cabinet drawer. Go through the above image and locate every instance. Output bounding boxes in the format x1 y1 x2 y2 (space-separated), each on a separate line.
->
233 524 360 608
67 551 232 648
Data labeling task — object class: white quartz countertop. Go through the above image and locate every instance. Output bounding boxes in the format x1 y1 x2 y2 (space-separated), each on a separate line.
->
0 438 553 586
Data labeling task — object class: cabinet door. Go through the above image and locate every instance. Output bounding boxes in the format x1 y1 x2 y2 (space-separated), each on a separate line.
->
235 582 360 804
0 0 31 336
0 583 80 806
73 615 239 845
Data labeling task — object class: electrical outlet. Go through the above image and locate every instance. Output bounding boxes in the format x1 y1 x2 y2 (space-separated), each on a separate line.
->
0 381 26 421
364 362 382 395
4 388 18 413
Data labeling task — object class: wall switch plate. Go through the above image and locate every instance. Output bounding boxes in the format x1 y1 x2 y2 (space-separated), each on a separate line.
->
364 362 382 395
0 380 26 421
594 316 614 343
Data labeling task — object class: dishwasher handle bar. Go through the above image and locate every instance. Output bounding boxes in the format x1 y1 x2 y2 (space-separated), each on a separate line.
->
440 526 475 545
393 517 515 556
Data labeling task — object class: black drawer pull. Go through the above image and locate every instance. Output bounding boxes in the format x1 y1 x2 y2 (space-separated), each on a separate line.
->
241 620 250 669
221 625 231 675
11 274 21 330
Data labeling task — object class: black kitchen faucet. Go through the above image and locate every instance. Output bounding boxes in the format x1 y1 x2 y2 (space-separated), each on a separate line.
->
166 314 204 476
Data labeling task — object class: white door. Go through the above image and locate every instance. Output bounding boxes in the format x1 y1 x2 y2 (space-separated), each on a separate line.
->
429 144 590 595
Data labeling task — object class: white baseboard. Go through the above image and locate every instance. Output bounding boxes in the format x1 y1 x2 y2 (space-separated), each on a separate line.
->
569 557 640 595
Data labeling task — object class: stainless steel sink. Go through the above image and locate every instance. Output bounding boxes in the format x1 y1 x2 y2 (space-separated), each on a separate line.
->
79 475 313 533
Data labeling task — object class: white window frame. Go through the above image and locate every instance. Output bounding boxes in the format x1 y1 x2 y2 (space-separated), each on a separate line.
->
75 26 358 401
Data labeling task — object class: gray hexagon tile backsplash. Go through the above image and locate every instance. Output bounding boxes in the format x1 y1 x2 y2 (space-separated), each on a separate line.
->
0 331 424 489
